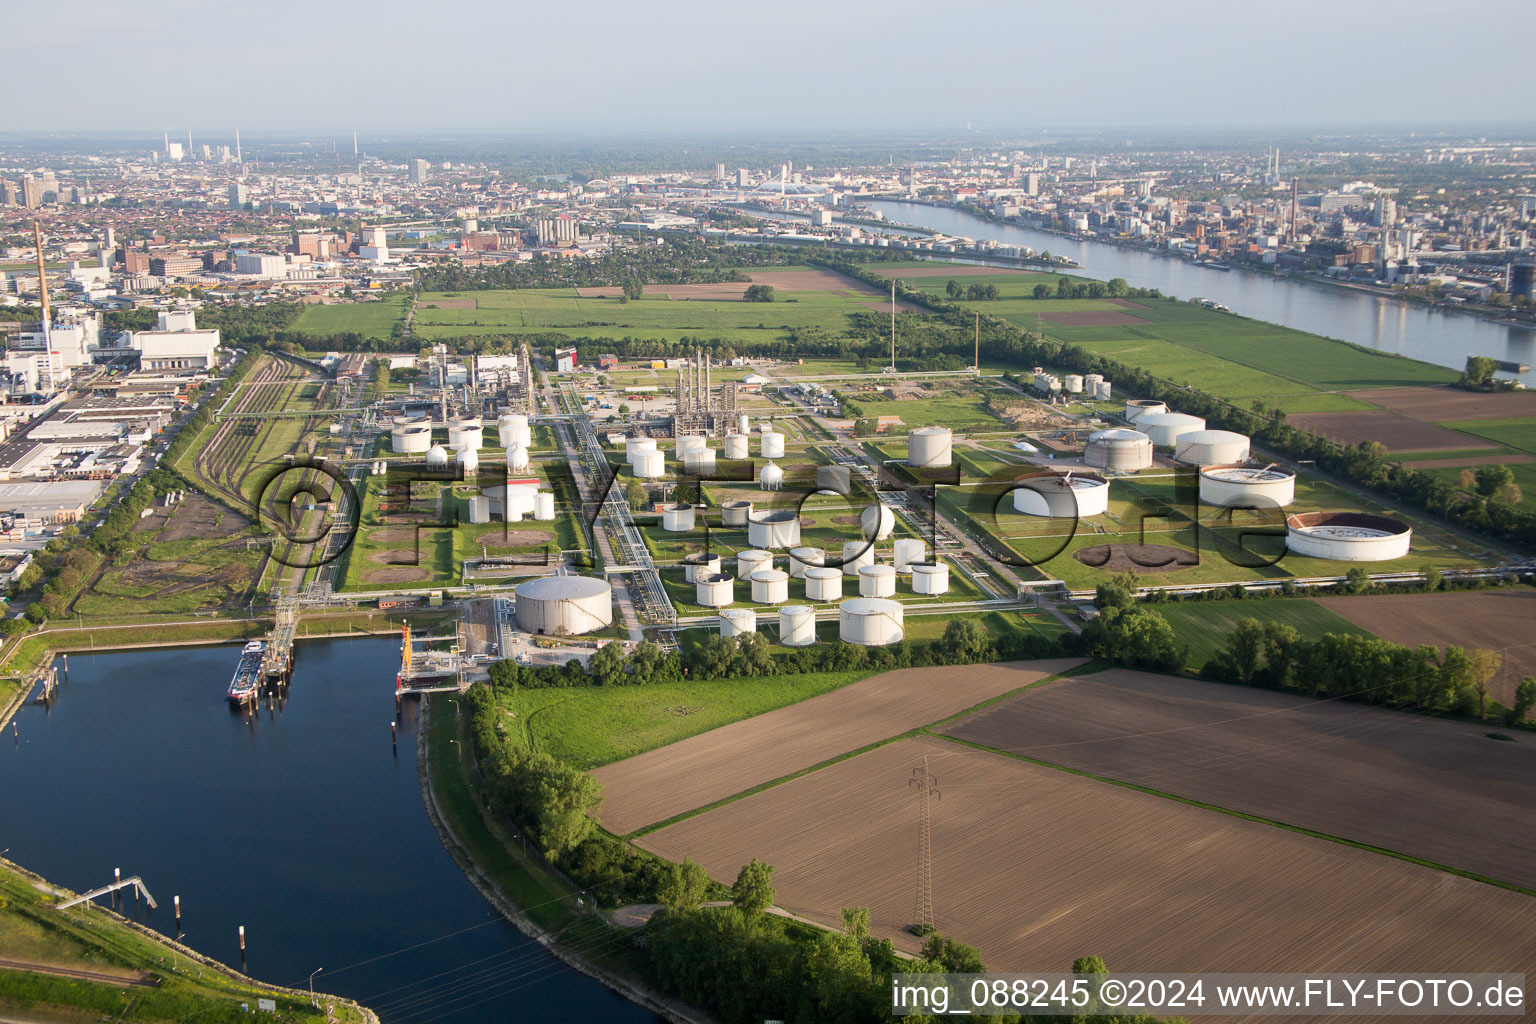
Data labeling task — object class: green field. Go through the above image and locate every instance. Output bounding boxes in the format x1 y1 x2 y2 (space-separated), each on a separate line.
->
1438 417 1536 454
290 294 410 340
1157 598 1376 670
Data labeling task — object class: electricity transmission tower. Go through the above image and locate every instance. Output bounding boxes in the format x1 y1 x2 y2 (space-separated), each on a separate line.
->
910 756 940 934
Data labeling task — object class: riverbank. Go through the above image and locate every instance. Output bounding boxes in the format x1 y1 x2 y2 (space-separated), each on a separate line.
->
0 857 376 1024
416 697 710 1024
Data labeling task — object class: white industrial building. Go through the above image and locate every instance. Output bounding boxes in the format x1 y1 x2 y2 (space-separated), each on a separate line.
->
129 311 221 371
234 253 288 278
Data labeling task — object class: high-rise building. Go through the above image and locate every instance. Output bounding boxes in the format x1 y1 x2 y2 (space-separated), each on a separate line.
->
22 176 45 209
736 168 750 187
121 248 151 274
167 142 184 161
0 180 16 206
1511 260 1536 301
409 159 430 183
715 163 726 181
1024 173 1040 196
229 182 249 209
1375 196 1397 227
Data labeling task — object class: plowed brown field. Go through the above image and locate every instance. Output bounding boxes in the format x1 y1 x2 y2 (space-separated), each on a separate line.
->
1286 410 1477 452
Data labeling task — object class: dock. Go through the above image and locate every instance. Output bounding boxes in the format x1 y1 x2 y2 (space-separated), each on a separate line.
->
396 622 464 695
262 593 298 681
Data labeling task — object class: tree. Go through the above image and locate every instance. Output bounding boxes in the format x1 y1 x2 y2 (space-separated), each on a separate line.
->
743 284 775 302
945 280 962 298
1494 481 1523 506
840 906 871 942
587 641 625 686
617 402 631 417
1508 677 1536 726
1093 580 1135 610
1227 617 1267 684
1457 468 1476 491
937 618 993 664
1343 567 1373 594
1256 622 1301 689
1032 283 1052 300
853 418 876 437
1475 464 1514 497
1106 278 1128 297
1461 355 1497 386
621 278 643 301
920 934 985 973
730 859 775 916
1468 647 1503 718
656 857 711 912
1082 607 1185 673
625 475 648 512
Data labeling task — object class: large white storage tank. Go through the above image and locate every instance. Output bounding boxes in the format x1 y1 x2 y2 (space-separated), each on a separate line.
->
1062 374 1084 394
857 563 897 597
632 449 665 478
682 447 717 475
907 427 953 468
505 443 530 471
675 435 706 458
788 547 824 578
748 510 801 549
684 552 722 582
779 606 816 646
532 491 556 521
750 568 790 604
911 561 950 595
1137 412 1206 448
391 420 432 454
1085 429 1153 472
719 608 757 638
1286 512 1411 562
467 496 491 524
759 461 783 491
1175 430 1251 467
723 434 750 460
625 436 658 465
721 500 753 526
840 541 876 577
860 503 895 541
804 566 843 601
662 503 696 532
760 432 786 459
1123 399 1167 423
1200 465 1297 508
483 484 537 520
1096 380 1113 400
448 418 483 451
425 444 449 468
737 549 773 579
1084 373 1104 396
695 573 734 607
499 414 532 450
839 598 904 646
514 575 613 635
892 538 926 572
1012 472 1112 518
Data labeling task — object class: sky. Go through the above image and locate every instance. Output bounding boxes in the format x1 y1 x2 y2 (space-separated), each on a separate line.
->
12 0 1536 134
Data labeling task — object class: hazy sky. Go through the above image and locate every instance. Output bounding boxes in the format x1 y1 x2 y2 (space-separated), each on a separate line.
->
13 0 1536 134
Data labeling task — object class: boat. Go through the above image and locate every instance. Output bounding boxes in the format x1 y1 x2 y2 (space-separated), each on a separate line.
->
227 640 265 705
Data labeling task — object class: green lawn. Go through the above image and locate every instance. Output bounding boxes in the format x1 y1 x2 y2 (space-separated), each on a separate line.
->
1157 598 1376 671
1437 417 1536 454
290 294 409 340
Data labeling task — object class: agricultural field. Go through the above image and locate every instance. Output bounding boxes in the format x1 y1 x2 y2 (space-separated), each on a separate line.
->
289 293 410 340
1154 597 1373 670
637 734 1536 970
942 669 1536 889
592 658 1083 836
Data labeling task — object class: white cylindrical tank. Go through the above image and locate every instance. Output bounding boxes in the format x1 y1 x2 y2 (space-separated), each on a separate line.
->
1137 412 1206 448
779 606 816 646
1084 373 1104 395
391 421 432 454
747 510 801 549
1097 380 1113 400
1063 374 1085 394
467 496 490 524
514 575 613 635
675 435 706 457
860 503 895 542
533 491 555 521
1200 465 1297 508
893 538 926 572
633 449 665 478
839 598 904 646
738 413 751 435
1123 399 1167 423
499 413 532 450
662 503 696 532
788 546 825 578
448 418 483 451
804 566 843 601
625 436 658 465
760 432 785 459
720 608 757 638
1175 430 1251 467
760 461 783 490
841 540 876 577
750 568 789 604
723 434 750 460
684 552 722 582
737 549 773 579
1285 512 1412 562
906 427 953 468
505 443 530 471
695 573 734 608
858 563 897 598
721 500 754 526
1085 428 1153 472
483 484 537 520
911 561 950 595
425 444 448 468
682 447 717 474
1012 472 1112 517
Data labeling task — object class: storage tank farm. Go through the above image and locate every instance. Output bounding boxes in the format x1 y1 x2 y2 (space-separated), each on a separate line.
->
683 552 722 582
1175 430 1251 467
839 598 904 646
1200 465 1297 508
719 608 757 637
779 606 817 646
788 546 825 577
1136 412 1206 448
1085 428 1153 472
1013 472 1112 518
513 575 613 635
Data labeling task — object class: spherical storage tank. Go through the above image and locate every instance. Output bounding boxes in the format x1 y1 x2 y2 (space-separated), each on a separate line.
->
1012 472 1111 518
1286 512 1411 562
533 491 555 521
723 434 750 460
1124 399 1167 423
907 427 953 468
860 503 895 541
391 419 432 454
748 510 801 549
1085 429 1152 472
841 540 876 577
719 608 757 638
857 563 897 598
684 552 722 582
514 575 613 635
893 538 926 572
425 444 449 468
1136 412 1206 448
1200 465 1296 508
722 500 754 526
839 598 904 646
759 461 783 491
624 436 658 465
788 546 825 578
499 414 532 451
695 573 734 608
760 432 786 459
911 561 950 595
455 446 479 473
1175 430 1250 467
632 449 665 478
662 503 696 532
750 569 790 604
804 566 843 601
736 549 773 579
779 606 816 647
505 443 530 471
448 418 483 451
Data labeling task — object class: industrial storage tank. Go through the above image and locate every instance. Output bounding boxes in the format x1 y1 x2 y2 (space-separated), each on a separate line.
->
532 491 556 521
625 436 658 465
391 420 432 454
804 566 843 601
719 608 757 638
1136 412 1206 448
467 496 490 524
841 540 876 576
505 443 530 471
788 546 825 578
448 418 483 451
779 606 816 647
816 465 851 495
1200 465 1297 508
893 538 926 572
499 414 532 450
1083 373 1104 395
1085 428 1153 472
675 435 706 457
723 434 750 460
911 562 950 595
1123 399 1167 423
748 510 801 549
760 432 786 459
857 563 897 598
662 503 696 532
838 598 904 646
455 447 479 473
632 449 665 478
750 568 790 604
1012 472 1112 518
1175 430 1251 467
514 575 613 635
684 552 722 582
737 549 774 579
1063 374 1085 394
682 447 717 474
721 500 754 526
1286 512 1411 562
1096 380 1113 400
483 484 537 520
695 573 734 608
906 427 954 468
759 461 783 490
860 503 896 541
425 444 449 468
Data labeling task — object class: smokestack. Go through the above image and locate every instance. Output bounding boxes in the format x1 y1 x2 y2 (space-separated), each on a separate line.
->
353 131 358 157
188 129 193 156
33 221 51 348
163 131 169 153
235 129 242 164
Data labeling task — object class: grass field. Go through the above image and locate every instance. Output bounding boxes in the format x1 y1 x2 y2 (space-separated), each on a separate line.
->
289 294 410 340
1155 598 1374 670
1438 416 1536 454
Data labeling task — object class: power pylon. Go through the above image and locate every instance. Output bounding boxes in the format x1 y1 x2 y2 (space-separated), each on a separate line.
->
910 755 940 934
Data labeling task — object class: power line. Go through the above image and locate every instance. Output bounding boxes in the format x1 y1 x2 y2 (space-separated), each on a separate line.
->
909 754 940 934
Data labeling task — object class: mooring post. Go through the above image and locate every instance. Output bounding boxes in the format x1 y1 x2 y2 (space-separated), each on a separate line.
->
239 925 246 956
174 894 181 933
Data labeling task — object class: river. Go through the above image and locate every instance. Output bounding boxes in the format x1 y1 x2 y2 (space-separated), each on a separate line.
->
866 199 1536 386
0 638 661 1024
